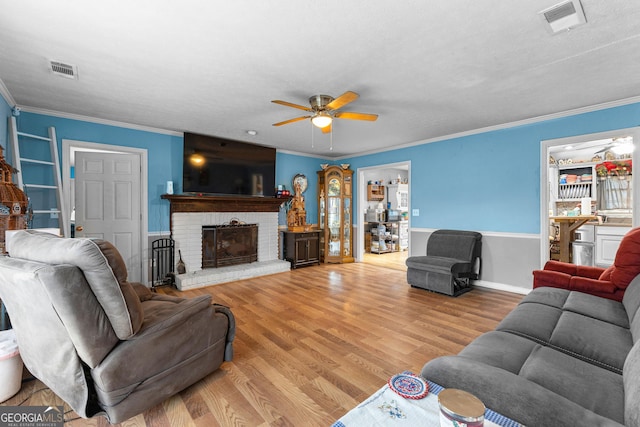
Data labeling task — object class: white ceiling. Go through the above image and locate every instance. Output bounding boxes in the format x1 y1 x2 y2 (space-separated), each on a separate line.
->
1 1 640 158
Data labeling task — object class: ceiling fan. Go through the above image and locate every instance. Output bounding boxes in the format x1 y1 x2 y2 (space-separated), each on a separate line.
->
272 91 378 133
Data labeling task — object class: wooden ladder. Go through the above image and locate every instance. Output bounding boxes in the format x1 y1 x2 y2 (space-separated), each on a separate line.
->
8 116 69 237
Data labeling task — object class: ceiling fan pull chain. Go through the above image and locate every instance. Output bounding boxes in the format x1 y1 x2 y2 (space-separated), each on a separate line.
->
330 126 333 151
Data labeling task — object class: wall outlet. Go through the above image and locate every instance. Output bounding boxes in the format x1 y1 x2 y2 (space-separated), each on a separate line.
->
412 209 419 216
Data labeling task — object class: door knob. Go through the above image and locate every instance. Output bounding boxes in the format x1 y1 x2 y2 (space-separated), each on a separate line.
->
75 226 83 232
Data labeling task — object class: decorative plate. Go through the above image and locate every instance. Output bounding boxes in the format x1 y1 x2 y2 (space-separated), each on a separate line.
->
292 173 307 193
388 373 429 399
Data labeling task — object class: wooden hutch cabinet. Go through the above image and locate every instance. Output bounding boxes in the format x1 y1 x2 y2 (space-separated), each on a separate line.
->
317 165 354 263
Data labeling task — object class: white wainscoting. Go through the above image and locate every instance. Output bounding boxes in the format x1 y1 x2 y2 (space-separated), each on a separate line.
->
409 228 540 294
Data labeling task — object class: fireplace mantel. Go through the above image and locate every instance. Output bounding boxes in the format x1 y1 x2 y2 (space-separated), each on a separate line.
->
162 194 289 213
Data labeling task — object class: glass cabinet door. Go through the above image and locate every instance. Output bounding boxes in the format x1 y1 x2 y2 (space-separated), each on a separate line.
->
327 197 341 256
343 198 351 256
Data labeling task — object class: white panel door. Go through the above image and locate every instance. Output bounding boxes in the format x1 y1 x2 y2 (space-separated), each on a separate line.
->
74 152 142 282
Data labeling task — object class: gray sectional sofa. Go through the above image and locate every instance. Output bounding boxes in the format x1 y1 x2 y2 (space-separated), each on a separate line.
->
421 275 640 426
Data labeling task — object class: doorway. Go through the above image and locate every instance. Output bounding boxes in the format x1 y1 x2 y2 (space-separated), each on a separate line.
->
357 161 411 271
540 127 640 267
62 139 149 284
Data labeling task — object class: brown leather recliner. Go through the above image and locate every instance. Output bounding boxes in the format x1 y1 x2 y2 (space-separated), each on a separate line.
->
0 230 234 423
533 227 640 302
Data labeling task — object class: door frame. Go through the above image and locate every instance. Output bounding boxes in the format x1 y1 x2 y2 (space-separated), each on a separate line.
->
62 139 149 284
539 126 640 268
356 160 411 262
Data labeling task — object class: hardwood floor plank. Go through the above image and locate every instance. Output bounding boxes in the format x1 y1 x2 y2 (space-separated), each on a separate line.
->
2 263 524 426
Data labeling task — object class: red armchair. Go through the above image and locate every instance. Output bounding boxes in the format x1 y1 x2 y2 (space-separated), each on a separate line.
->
533 227 640 302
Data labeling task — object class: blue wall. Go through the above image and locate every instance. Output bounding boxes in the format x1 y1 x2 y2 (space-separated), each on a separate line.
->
2 97 639 235
275 152 325 225
342 102 640 234
11 112 182 232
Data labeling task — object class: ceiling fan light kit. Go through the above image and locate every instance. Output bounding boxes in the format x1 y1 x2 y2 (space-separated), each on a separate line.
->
311 112 332 129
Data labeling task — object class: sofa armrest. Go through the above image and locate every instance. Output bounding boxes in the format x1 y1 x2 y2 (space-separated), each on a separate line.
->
570 276 618 294
213 304 235 361
533 269 571 289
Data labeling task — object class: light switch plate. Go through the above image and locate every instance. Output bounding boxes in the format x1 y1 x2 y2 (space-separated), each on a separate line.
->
412 209 419 216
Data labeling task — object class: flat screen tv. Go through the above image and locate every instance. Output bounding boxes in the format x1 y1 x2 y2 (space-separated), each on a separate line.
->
183 132 276 197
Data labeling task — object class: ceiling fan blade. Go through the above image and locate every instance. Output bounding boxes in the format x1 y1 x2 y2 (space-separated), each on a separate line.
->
271 100 312 112
321 123 332 134
326 91 359 110
334 111 378 121
272 116 311 126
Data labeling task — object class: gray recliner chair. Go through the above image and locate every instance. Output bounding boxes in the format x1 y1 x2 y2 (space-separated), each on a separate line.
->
405 229 482 296
0 230 235 424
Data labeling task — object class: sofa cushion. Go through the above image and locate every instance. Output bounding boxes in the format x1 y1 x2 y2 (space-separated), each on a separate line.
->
37 261 119 367
497 294 632 373
426 230 481 260
9 230 143 339
405 255 471 275
520 287 629 328
496 302 562 344
548 311 632 372
562 291 629 328
518 345 624 424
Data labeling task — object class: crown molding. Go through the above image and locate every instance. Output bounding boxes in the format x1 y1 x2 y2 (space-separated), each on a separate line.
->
0 78 16 107
347 95 640 160
17 105 183 137
10 93 640 158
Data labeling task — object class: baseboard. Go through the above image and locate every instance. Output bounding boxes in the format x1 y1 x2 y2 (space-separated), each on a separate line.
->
473 280 531 295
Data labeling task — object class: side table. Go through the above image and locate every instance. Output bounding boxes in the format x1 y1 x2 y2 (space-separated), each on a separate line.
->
283 230 321 269
332 373 522 427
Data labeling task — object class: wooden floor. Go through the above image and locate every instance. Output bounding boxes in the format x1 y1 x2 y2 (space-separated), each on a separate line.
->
4 263 523 426
362 250 408 271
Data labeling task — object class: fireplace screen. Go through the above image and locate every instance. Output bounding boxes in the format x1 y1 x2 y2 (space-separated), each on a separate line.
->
202 224 258 268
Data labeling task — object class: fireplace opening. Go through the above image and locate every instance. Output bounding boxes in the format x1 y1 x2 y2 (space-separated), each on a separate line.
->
202 223 258 268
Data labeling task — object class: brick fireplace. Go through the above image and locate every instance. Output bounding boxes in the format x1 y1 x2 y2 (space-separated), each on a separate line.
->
162 194 291 290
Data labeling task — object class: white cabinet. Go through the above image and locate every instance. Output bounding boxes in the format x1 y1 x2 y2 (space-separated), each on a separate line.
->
387 184 408 211
595 226 630 267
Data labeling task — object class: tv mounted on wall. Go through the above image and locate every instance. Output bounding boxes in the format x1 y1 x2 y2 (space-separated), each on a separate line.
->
183 132 276 197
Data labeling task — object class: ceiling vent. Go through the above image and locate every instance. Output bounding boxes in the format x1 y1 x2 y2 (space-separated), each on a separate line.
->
49 60 78 79
539 0 587 34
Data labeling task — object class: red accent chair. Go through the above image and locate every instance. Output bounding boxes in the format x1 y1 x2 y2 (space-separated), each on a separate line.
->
533 227 640 302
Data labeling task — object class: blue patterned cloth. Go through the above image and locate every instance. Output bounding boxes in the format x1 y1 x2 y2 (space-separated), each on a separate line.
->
332 375 523 427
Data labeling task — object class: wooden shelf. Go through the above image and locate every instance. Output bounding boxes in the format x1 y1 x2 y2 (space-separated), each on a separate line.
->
367 185 385 201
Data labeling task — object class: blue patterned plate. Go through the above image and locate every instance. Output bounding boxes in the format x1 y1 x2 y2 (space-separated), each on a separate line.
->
388 373 429 399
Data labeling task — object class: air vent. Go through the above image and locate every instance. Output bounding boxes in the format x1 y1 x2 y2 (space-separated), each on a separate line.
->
49 60 78 79
539 0 587 34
